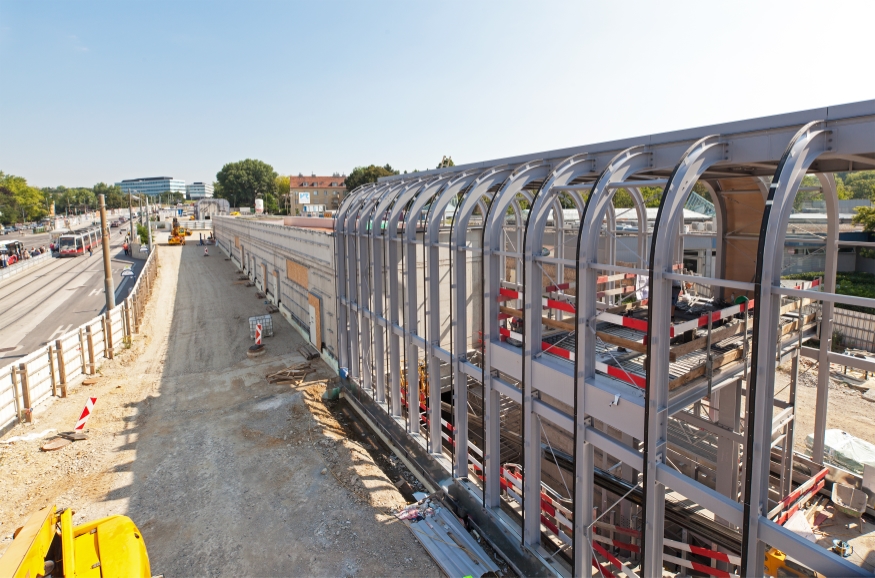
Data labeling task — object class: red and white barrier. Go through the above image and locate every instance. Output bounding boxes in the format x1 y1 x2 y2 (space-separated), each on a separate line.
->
255 323 262 345
772 467 829 525
664 538 740 565
75 397 97 431
663 553 738 578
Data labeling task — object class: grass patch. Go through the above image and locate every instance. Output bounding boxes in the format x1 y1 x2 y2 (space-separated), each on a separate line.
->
782 271 875 314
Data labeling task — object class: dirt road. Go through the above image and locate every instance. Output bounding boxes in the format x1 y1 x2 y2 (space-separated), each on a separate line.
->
0 243 439 577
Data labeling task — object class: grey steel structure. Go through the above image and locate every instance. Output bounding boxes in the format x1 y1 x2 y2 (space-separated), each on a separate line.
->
334 100 875 576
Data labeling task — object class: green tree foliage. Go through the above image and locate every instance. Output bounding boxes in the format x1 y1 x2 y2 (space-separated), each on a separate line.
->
93 182 126 209
837 170 875 200
0 171 48 225
215 159 278 211
852 205 875 232
345 164 399 192
275 175 291 215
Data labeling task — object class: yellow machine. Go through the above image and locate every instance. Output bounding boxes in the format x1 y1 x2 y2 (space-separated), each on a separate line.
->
188 215 195 221
168 217 186 246
764 548 819 577
0 506 151 577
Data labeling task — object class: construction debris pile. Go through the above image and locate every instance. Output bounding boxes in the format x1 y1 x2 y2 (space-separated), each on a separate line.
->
265 362 313 385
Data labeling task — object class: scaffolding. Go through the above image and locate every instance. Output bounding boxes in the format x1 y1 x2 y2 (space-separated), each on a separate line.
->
334 100 875 576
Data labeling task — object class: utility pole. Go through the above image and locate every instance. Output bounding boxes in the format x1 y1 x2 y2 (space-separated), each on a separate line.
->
99 194 115 310
129 191 135 247
145 195 153 249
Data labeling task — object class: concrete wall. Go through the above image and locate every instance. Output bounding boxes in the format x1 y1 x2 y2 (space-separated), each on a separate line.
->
212 217 339 364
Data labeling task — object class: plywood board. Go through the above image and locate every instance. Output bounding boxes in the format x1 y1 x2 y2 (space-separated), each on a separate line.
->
308 292 322 346
286 259 309 289
234 236 240 248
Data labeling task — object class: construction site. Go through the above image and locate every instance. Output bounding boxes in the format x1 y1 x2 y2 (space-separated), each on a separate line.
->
2 100 875 576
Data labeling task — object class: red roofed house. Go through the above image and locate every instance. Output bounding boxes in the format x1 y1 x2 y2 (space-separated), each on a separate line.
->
286 173 346 216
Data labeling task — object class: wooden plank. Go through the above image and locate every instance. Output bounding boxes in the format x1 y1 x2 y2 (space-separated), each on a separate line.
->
670 319 751 358
308 293 322 346
287 259 309 289
669 348 744 390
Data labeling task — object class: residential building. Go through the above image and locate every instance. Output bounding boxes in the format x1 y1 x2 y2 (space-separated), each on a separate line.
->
186 182 214 200
117 176 186 197
285 173 346 216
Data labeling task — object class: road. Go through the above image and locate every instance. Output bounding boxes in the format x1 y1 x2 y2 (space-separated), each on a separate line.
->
0 245 440 576
0 228 144 364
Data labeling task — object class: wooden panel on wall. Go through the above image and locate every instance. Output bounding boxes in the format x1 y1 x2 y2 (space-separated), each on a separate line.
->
716 177 764 298
287 259 309 289
308 292 322 347
235 236 240 248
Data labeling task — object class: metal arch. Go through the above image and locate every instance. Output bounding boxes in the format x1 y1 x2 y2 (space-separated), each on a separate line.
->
644 135 727 576
385 178 433 435
421 170 483 458
481 160 553 512
741 121 834 573
369 181 420 413
625 186 649 268
335 185 372 371
450 165 513 482
811 173 839 465
571 146 651 577
518 153 596 550
400 173 458 450
336 184 378 374
345 184 394 384
357 181 409 400
356 183 401 393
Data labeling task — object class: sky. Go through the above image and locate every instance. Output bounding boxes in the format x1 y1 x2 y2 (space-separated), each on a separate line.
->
1 0 874 189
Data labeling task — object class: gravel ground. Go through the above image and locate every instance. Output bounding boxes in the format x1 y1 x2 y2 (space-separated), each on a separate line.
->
0 241 440 577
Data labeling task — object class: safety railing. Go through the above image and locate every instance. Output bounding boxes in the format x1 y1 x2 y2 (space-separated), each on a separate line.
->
0 251 53 282
0 247 160 433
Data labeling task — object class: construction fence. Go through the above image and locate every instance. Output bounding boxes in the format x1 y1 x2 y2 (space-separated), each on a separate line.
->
0 248 160 434
833 307 875 352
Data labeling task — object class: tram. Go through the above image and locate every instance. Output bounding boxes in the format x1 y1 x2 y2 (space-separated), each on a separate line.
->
58 226 103 257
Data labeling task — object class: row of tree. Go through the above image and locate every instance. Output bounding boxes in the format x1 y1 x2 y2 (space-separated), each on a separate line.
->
1 172 152 226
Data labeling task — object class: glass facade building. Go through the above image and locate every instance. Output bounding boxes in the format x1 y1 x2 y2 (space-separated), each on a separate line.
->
117 176 186 197
186 182 214 200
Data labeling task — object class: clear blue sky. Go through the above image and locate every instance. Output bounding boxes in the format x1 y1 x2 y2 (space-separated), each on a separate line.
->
2 0 874 188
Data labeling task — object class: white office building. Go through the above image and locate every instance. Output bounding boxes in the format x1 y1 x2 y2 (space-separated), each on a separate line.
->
117 176 186 197
186 182 214 200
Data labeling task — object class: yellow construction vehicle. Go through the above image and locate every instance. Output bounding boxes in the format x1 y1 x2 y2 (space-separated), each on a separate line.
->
168 217 186 245
0 505 151 577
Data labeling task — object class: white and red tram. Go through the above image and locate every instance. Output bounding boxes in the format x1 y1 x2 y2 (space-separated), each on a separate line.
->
58 226 103 257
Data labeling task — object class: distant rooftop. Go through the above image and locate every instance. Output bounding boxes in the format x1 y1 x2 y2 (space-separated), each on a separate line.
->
121 176 176 182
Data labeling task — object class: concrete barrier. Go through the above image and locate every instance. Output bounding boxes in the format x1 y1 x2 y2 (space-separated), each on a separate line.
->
0 252 53 283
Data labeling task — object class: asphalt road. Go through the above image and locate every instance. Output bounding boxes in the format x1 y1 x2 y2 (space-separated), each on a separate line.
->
0 228 144 365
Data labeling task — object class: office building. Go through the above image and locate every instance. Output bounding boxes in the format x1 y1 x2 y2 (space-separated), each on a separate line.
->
117 177 186 197
186 182 214 200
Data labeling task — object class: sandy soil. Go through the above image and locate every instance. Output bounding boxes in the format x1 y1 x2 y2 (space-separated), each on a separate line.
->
775 357 875 453
0 242 440 577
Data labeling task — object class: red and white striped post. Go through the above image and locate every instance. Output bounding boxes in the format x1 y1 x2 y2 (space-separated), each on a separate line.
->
256 323 262 346
75 397 98 431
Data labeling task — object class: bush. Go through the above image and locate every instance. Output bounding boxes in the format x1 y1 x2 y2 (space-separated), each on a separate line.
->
137 223 149 245
782 271 875 314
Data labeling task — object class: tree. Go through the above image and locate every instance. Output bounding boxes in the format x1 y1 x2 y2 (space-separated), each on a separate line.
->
215 159 278 210
93 182 125 209
852 205 875 232
345 164 399 192
837 170 875 200
0 171 47 224
275 175 291 214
